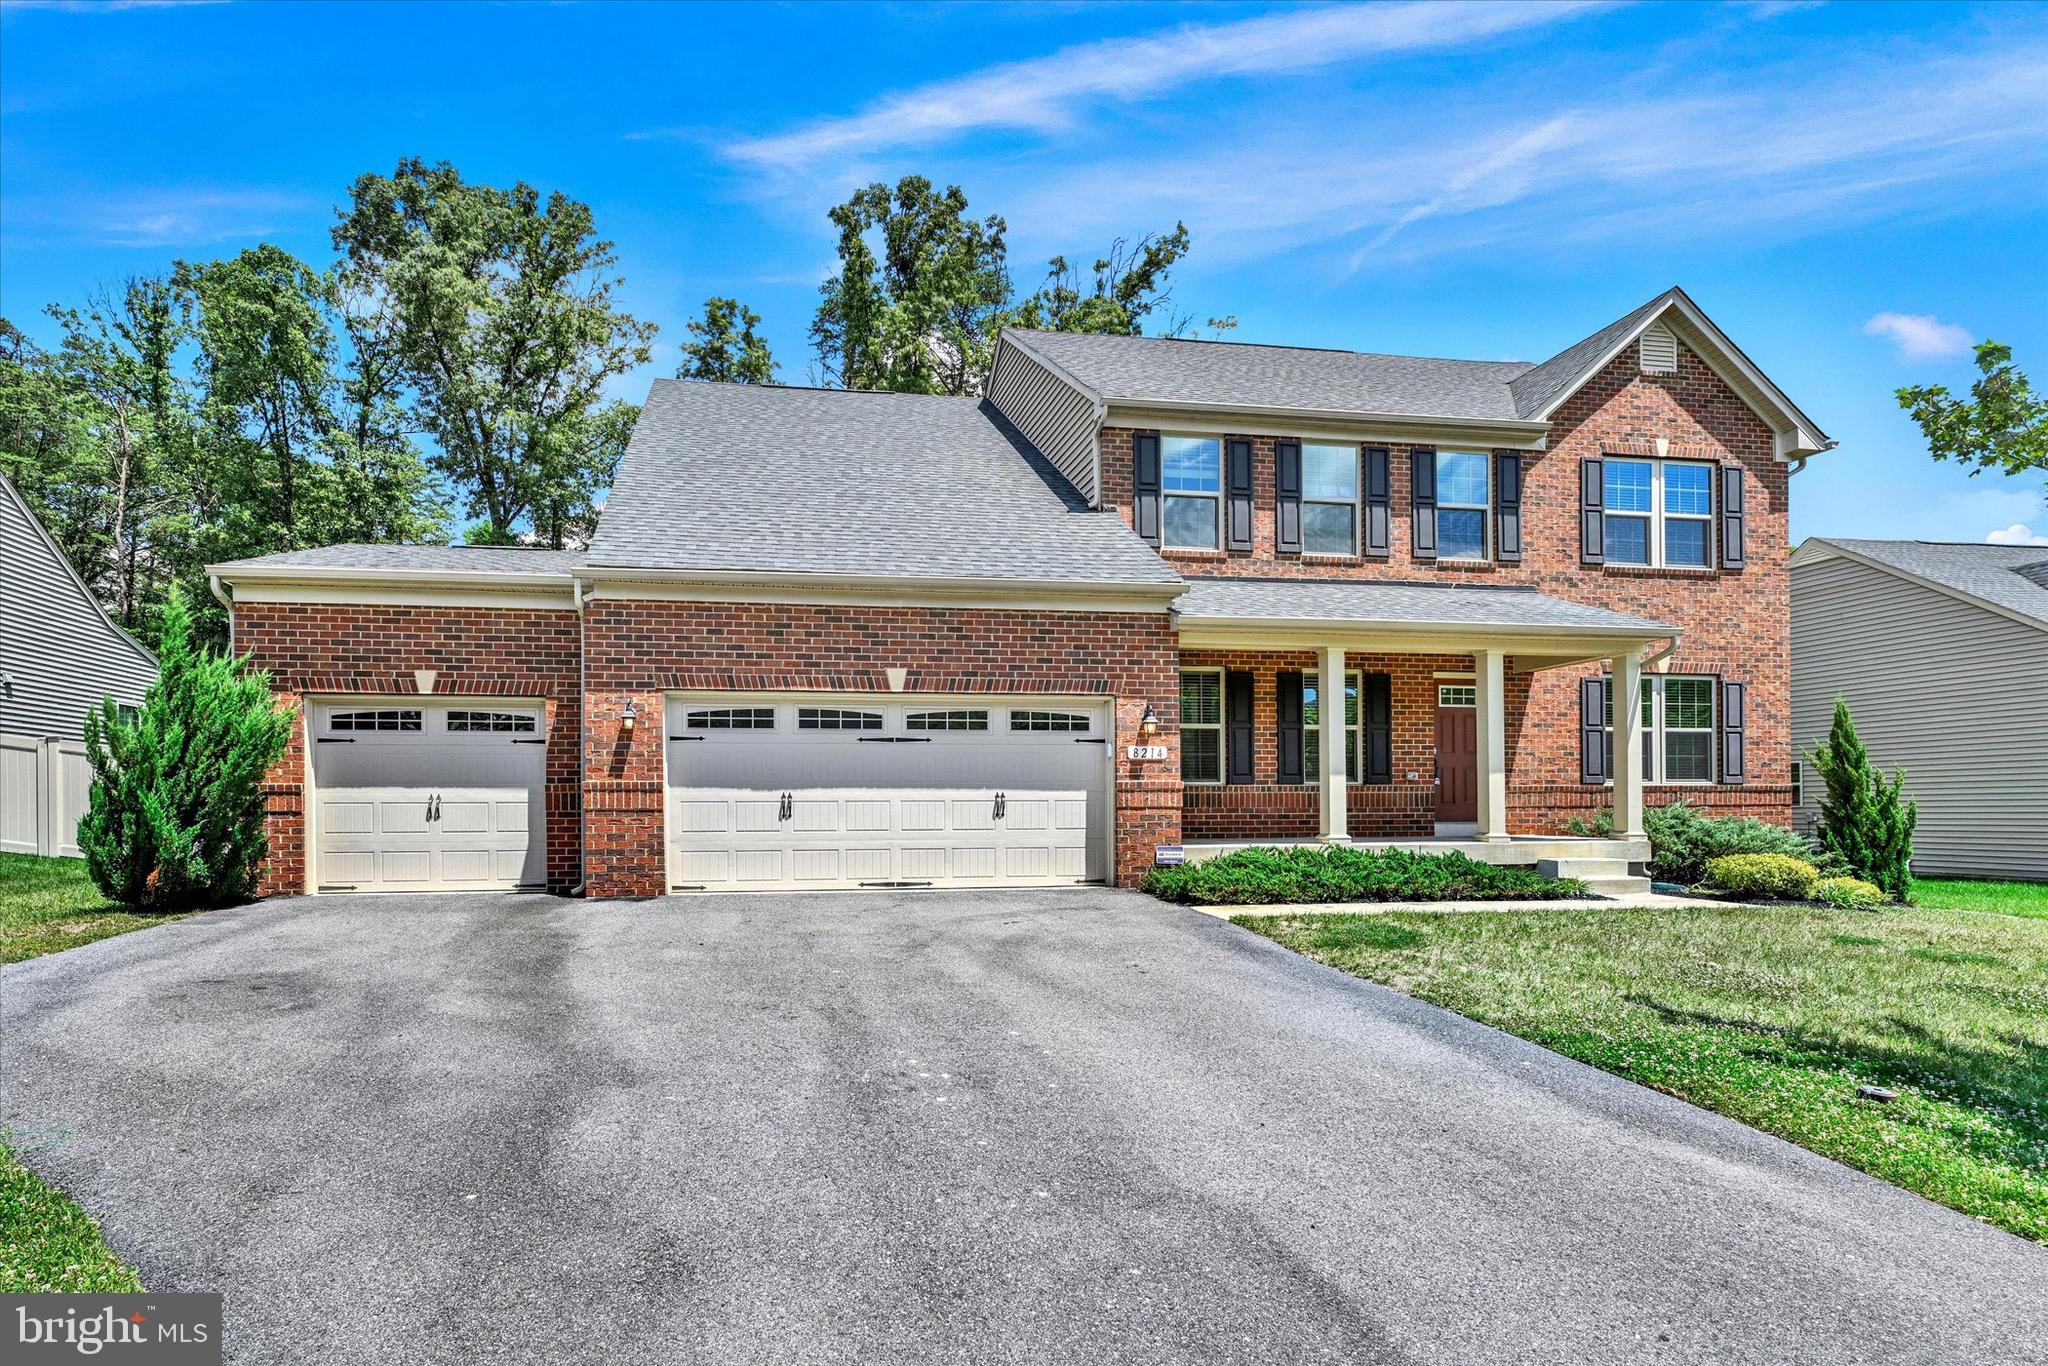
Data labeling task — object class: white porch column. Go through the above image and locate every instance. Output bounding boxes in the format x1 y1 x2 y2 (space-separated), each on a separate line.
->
1612 649 1647 840
1318 645 1348 842
1473 648 1510 841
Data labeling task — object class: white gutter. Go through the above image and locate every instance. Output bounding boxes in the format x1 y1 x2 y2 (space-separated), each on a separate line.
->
208 573 231 609
1175 612 1672 641
206 563 576 592
578 565 1188 602
1108 395 1551 439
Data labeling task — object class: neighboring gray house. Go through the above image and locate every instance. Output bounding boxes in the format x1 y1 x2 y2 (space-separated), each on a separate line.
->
0 474 158 857
1791 537 2048 880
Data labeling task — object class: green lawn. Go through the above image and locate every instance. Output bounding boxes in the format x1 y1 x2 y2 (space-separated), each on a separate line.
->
1 1140 141 1293
0 854 165 1289
1914 877 2048 921
1240 903 2048 1242
0 852 187 966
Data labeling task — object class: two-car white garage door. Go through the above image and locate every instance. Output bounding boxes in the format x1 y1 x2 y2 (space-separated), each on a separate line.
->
664 696 1112 891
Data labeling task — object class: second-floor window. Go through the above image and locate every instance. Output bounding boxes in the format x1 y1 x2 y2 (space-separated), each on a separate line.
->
1604 458 1714 567
1162 435 1221 549
1436 451 1490 560
1301 443 1358 554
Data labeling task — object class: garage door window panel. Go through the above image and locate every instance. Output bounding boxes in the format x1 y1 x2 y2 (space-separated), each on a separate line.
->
446 710 537 733
908 710 990 732
1010 710 1093 733
687 707 776 730
799 707 883 731
330 709 422 733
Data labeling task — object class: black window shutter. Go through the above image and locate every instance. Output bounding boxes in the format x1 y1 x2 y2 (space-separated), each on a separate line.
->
1226 438 1255 553
1580 676 1609 784
1720 680 1746 784
1411 447 1437 560
1274 441 1302 555
1132 431 1162 546
1719 465 1746 569
1494 451 1523 564
1276 670 1304 785
1580 458 1605 566
1363 673 1393 785
1225 670 1255 784
1363 446 1391 557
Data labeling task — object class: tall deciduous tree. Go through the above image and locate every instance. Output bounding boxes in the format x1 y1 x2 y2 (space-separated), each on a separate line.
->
332 158 655 545
677 297 776 384
812 176 1010 396
1007 223 1197 337
1898 341 2048 498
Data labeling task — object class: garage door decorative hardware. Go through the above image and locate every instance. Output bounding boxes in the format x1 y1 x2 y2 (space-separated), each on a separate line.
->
668 734 704 741
318 884 358 891
512 738 546 745
670 884 707 891
316 737 355 744
426 795 440 821
856 735 932 743
993 792 1007 819
1074 737 1107 744
859 880 935 888
778 792 793 821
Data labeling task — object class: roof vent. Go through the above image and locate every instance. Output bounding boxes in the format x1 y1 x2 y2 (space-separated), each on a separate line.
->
1639 322 1679 374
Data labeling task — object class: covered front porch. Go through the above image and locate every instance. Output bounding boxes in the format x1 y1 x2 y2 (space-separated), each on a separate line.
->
1172 577 1678 861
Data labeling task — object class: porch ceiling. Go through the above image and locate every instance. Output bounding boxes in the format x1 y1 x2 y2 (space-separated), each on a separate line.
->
1171 576 1678 663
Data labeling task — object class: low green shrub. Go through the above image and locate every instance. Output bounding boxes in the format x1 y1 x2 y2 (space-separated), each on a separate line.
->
1814 876 1886 909
1142 845 1586 906
1566 801 1818 884
1705 852 1820 901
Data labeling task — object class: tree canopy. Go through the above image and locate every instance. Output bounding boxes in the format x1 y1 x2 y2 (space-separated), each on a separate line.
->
1897 341 2048 498
677 297 776 384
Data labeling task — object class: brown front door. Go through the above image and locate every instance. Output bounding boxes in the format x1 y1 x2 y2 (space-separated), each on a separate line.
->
1435 704 1477 822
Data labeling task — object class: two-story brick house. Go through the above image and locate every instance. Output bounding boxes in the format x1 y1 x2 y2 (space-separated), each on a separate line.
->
209 287 1829 898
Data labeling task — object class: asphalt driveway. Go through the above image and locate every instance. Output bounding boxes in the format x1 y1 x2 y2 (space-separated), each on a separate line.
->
4 889 2042 1365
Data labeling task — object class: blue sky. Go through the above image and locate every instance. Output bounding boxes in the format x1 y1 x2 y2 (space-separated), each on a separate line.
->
3 0 2044 545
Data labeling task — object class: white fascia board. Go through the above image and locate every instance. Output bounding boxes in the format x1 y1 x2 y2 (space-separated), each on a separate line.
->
577 565 1186 612
209 563 579 609
1529 291 1831 459
1104 400 1549 450
1173 617 1677 654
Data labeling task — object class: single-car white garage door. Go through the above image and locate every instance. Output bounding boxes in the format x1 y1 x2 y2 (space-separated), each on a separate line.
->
310 700 546 893
664 696 1111 891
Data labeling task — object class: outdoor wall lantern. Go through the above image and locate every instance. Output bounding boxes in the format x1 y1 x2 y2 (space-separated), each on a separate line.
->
621 699 638 735
1139 703 1160 737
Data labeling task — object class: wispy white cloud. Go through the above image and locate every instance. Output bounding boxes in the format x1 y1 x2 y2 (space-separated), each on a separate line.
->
984 37 2048 274
705 1 1609 168
1987 522 2048 546
1863 312 1974 361
8 185 313 248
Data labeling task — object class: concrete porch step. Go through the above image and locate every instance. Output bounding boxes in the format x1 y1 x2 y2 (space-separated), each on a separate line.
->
1538 856 1653 899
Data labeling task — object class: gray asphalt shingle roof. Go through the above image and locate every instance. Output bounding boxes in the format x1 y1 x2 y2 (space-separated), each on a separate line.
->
1008 328 1534 422
582 380 1181 587
1810 539 2048 628
1174 577 1675 635
210 544 582 575
1506 291 1674 420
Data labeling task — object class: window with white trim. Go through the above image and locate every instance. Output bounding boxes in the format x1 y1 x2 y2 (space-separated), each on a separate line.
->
330 709 422 732
1179 670 1223 784
1010 710 1093 733
797 707 882 731
686 707 775 730
1302 670 1361 784
446 710 537 733
907 709 989 732
1301 443 1357 555
1161 435 1221 549
1605 675 1716 783
1436 450 1490 560
1604 458 1714 568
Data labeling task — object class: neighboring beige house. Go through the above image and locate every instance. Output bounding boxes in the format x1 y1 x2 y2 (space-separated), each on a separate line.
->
1791 537 2048 880
0 474 158 858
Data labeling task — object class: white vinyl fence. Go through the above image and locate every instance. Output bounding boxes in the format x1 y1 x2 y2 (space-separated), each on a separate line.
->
0 733 92 859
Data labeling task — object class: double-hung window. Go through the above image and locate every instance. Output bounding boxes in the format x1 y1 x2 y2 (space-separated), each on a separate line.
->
1604 458 1713 568
1436 451 1490 561
1179 669 1224 784
1301 443 1357 555
1606 675 1716 783
1162 435 1221 549
1302 670 1361 783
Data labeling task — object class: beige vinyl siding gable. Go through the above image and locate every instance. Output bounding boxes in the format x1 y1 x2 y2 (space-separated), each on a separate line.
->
0 476 157 742
1792 554 2048 879
986 337 1104 506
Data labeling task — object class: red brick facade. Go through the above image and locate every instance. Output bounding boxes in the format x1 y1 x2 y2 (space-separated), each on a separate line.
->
1105 337 1796 837
233 334 1798 899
